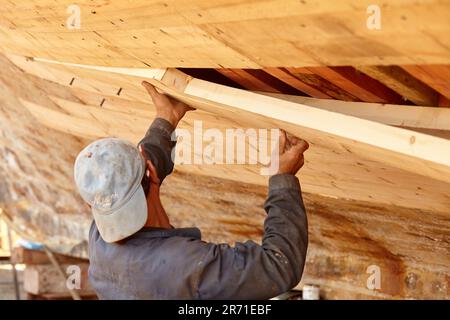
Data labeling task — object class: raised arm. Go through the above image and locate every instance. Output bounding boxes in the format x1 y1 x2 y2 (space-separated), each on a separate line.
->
138 81 195 182
195 132 310 299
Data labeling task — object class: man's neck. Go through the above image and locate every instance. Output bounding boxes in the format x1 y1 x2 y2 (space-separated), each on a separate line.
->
144 184 172 229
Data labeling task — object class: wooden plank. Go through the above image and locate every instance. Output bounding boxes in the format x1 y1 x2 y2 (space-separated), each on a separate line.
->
401 65 450 102
260 92 450 131
357 65 439 106
0 1 449 67
263 68 332 98
310 66 405 104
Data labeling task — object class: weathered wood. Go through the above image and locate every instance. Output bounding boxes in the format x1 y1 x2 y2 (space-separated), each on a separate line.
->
0 1 449 68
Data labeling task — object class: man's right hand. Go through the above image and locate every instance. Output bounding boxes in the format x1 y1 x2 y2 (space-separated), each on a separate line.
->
276 130 309 175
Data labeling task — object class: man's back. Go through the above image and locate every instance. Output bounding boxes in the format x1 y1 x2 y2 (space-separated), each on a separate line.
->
89 223 205 299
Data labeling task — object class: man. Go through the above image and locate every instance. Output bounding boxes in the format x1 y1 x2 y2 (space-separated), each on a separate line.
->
74 81 309 299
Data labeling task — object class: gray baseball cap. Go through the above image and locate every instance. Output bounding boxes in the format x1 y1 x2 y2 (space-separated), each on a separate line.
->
74 138 147 243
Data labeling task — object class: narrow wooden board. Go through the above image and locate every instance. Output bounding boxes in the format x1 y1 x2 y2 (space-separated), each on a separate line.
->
150 69 450 184
261 93 450 131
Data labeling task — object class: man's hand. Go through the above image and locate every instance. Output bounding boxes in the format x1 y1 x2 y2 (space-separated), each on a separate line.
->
142 81 195 128
276 130 309 175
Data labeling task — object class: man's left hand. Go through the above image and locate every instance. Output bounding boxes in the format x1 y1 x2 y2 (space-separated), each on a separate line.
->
142 81 195 128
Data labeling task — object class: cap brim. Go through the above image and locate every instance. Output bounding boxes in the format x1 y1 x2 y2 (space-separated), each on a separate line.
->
92 186 148 243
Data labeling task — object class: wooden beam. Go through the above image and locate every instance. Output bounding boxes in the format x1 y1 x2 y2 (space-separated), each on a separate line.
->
357 66 439 106
0 1 449 67
310 66 405 104
260 92 450 131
